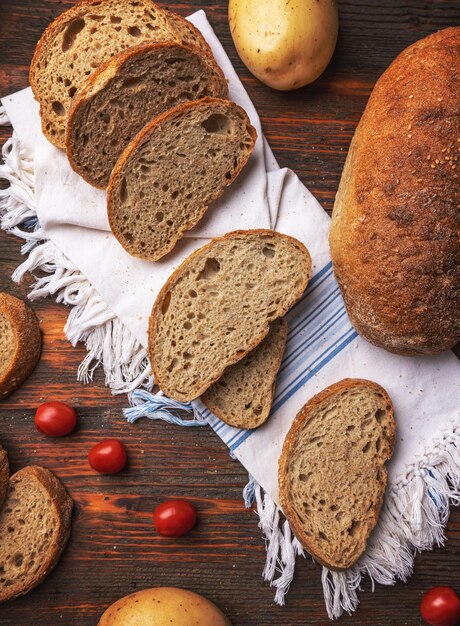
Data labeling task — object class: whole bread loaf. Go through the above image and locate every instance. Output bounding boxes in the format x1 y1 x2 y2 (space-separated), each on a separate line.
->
202 318 287 429
0 293 42 399
279 379 395 570
29 0 211 148
67 42 228 188
329 27 460 355
0 466 73 602
149 230 311 402
108 98 256 261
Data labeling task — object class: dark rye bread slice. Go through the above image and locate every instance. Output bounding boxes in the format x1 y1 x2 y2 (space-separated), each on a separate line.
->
202 318 287 429
279 379 396 570
66 42 228 188
29 0 211 148
108 98 256 261
149 230 311 402
0 466 73 602
165 10 213 57
0 445 9 510
0 293 42 399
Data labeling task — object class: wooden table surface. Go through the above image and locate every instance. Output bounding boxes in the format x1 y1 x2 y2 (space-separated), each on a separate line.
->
0 1 459 624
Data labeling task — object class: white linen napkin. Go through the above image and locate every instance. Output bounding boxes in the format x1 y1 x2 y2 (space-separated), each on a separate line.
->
2 10 459 619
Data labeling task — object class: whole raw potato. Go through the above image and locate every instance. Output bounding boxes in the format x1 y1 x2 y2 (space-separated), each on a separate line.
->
97 587 232 625
229 0 338 90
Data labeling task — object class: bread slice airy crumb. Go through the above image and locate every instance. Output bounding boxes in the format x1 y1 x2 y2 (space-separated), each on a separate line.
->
0 466 73 602
66 42 228 188
30 0 211 148
202 318 287 429
0 293 42 399
149 230 311 402
279 379 395 570
107 97 256 261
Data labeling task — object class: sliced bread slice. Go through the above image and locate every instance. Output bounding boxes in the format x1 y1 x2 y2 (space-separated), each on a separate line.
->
29 0 210 148
66 42 228 188
165 10 213 57
0 293 42 399
202 318 287 429
0 466 73 602
149 230 311 402
107 97 256 261
278 379 395 570
0 445 8 510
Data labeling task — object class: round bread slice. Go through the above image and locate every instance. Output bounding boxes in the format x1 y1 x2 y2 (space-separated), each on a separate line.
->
0 445 9 510
66 42 228 188
107 97 257 261
0 293 42 399
29 0 211 149
149 230 311 402
202 318 287 429
279 379 396 571
0 466 73 602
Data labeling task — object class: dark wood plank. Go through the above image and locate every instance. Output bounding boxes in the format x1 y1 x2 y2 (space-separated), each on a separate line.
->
0 1 459 624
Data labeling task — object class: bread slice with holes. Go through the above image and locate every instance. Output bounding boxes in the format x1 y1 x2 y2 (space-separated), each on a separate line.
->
0 466 73 602
29 0 211 148
0 293 42 399
108 98 256 261
67 42 228 188
0 445 9 510
202 318 287 429
149 230 311 402
279 379 396 570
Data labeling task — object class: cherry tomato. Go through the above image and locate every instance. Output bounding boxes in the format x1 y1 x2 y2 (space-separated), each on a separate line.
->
420 587 460 626
153 500 197 537
88 439 127 474
34 401 77 437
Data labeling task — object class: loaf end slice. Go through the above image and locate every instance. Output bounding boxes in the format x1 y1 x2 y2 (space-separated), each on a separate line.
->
0 466 73 602
108 97 256 261
0 445 9 510
149 230 311 402
279 379 395 570
29 0 178 148
66 42 228 188
202 318 287 429
0 293 42 399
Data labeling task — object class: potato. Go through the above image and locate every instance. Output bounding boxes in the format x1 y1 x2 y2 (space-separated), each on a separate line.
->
229 0 338 90
97 587 232 626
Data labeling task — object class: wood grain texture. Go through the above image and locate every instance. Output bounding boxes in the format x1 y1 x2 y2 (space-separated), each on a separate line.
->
0 1 459 624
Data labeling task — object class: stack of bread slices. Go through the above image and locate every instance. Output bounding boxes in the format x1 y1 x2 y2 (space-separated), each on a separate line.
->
31 0 307 429
30 0 257 262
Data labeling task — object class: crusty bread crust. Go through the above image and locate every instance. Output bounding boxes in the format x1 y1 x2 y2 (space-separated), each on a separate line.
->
202 319 288 429
165 10 213 58
0 293 42 399
0 445 9 510
278 378 396 570
0 465 73 603
149 230 311 401
66 42 228 188
329 27 460 355
107 97 257 261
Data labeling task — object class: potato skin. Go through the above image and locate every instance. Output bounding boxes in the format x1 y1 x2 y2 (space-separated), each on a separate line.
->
229 0 338 90
98 587 232 626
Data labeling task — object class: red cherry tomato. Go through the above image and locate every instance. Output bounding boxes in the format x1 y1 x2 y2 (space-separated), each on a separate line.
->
88 439 127 474
34 401 77 437
420 587 460 626
153 500 197 537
